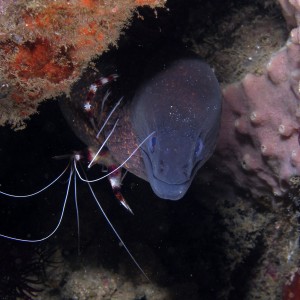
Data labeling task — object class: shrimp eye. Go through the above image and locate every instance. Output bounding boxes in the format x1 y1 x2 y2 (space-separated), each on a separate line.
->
149 136 156 153
194 138 203 158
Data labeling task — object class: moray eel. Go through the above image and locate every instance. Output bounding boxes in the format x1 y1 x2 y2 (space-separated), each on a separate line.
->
131 59 222 199
61 57 222 200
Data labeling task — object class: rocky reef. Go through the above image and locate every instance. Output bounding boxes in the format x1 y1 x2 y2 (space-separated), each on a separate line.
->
215 1 300 199
0 0 165 129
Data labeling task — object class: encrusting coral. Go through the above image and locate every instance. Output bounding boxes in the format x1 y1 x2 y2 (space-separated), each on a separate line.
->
0 0 165 129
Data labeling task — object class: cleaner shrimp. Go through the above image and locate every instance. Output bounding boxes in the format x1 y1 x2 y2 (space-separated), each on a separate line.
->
0 75 154 281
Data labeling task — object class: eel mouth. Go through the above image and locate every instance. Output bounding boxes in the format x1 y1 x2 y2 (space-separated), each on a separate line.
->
140 149 190 200
141 149 203 200
149 177 190 200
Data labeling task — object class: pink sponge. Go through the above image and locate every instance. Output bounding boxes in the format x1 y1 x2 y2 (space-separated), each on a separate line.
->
215 39 300 197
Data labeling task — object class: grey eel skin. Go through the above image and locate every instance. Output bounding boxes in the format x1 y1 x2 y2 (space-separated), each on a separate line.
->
131 58 222 200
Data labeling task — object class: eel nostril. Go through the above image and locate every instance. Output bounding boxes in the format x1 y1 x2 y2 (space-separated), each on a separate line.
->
159 160 164 173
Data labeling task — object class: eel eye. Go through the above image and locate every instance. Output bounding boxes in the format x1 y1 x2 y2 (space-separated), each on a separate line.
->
194 138 203 158
149 136 156 153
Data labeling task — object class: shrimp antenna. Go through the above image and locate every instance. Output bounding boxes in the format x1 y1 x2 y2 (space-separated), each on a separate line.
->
100 90 111 115
76 131 155 183
88 118 119 168
73 169 81 255
0 165 74 242
0 163 70 198
96 97 123 139
79 163 151 282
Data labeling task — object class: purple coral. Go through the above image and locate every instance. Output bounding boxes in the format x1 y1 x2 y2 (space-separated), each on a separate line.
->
212 0 300 198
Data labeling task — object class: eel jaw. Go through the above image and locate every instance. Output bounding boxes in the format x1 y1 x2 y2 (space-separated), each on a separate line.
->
141 150 194 200
149 176 191 200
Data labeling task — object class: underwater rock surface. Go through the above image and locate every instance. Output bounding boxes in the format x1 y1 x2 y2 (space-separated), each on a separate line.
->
215 1 300 199
0 0 165 129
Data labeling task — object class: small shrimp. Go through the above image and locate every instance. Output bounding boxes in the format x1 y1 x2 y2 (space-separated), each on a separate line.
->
0 92 153 281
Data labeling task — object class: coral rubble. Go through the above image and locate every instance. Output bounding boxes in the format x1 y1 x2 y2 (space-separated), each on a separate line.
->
0 0 165 129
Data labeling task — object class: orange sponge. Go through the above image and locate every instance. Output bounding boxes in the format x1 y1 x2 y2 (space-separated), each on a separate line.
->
0 0 165 129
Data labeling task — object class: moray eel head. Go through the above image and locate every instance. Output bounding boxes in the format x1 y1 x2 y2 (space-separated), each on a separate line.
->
132 58 222 200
